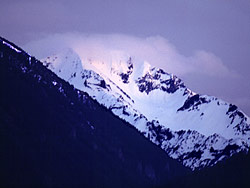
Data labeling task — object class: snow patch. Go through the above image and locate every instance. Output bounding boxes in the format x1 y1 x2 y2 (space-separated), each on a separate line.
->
3 41 21 53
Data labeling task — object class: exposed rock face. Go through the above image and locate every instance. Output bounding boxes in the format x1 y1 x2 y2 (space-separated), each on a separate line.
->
28 45 250 170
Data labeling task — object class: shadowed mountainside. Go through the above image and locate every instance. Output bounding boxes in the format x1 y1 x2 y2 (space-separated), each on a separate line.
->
0 37 189 188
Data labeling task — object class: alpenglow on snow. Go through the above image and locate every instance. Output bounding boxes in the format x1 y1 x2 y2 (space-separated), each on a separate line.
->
41 47 250 170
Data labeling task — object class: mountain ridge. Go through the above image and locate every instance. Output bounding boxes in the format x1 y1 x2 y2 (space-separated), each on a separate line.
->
0 36 190 187
41 47 250 170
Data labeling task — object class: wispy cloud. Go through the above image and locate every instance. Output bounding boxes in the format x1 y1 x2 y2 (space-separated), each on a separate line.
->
23 32 250 116
24 33 238 79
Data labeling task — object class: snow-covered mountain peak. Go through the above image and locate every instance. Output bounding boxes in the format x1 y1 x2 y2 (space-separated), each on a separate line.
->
77 50 131 76
43 48 84 82
40 47 250 170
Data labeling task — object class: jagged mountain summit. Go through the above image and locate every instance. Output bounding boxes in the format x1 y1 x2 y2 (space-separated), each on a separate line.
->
0 37 190 187
42 47 250 170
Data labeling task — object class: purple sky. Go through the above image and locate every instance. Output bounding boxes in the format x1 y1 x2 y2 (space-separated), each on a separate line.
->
1 0 250 115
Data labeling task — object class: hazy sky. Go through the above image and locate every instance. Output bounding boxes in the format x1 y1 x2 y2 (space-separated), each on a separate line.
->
1 0 250 115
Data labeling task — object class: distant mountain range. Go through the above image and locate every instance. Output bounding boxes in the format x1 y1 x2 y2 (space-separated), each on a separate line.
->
1 36 250 187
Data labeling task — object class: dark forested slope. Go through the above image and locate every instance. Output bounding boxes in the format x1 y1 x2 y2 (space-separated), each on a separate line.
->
0 37 189 188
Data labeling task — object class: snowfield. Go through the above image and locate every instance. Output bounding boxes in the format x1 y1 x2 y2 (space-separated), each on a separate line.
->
41 47 250 170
